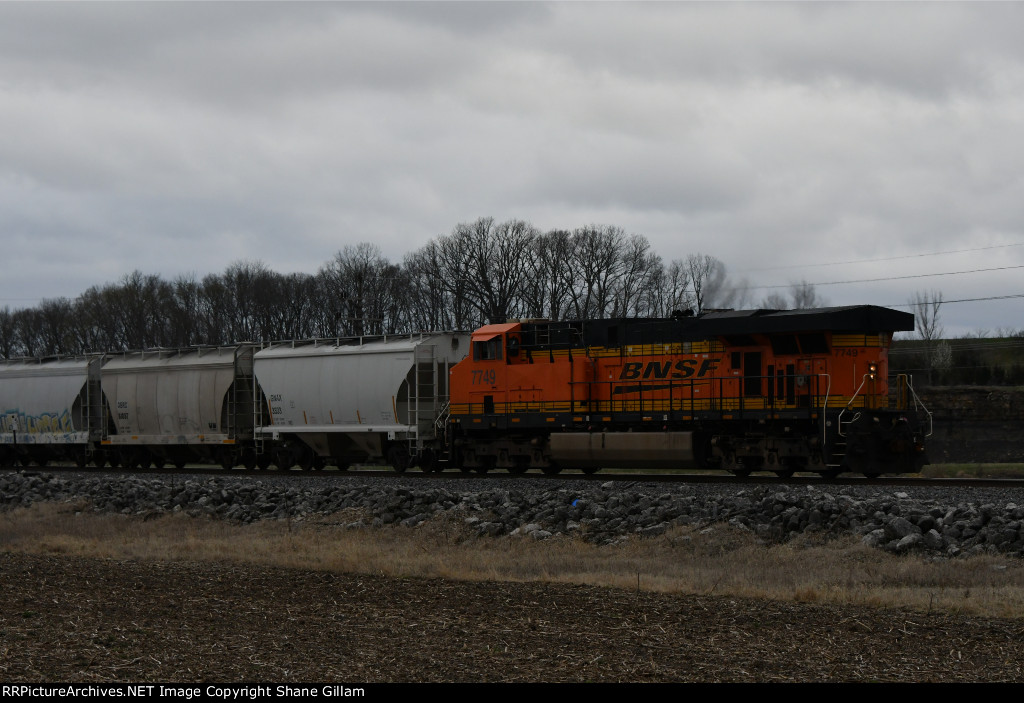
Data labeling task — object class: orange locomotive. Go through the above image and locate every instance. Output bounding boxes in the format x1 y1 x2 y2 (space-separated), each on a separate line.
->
447 306 930 477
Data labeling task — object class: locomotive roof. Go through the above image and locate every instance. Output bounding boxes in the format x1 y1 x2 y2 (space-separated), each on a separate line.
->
609 305 912 343
517 305 914 347
690 304 914 333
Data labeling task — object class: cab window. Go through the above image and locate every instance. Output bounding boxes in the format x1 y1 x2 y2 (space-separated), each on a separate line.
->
473 337 503 361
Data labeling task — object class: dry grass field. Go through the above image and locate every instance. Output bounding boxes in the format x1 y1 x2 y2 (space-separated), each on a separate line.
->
3 501 1024 682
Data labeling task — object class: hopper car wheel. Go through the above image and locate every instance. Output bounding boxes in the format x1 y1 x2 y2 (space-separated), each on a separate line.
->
581 466 600 475
298 451 320 471
419 449 437 473
388 446 410 473
773 470 794 479
730 469 751 478
541 465 562 475
175 460 188 470
272 449 292 470
75 453 88 469
242 448 257 470
509 457 529 475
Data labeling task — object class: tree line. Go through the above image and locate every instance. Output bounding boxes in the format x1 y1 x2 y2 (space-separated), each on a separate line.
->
1 217 829 358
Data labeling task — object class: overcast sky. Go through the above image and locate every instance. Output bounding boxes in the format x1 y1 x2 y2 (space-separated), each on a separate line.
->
1 2 1022 336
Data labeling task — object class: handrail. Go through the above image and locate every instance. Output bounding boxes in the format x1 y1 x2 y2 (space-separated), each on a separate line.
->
899 374 934 437
837 374 869 438
816 373 832 448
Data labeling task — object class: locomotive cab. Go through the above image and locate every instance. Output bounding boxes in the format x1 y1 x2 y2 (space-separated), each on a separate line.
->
466 323 516 418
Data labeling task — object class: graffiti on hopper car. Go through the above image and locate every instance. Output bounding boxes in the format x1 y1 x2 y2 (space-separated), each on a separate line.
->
1 409 74 435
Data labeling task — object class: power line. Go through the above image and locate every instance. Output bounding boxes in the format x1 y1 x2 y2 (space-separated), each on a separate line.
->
891 293 1024 307
749 264 1024 291
737 240 1024 273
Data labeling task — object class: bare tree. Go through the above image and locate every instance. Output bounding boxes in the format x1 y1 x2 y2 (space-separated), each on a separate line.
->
611 234 663 317
198 273 232 344
0 307 16 358
404 241 457 331
761 280 826 310
651 259 695 317
12 307 43 357
276 272 321 340
37 297 78 355
762 291 790 309
686 253 721 313
565 225 627 318
166 274 201 347
790 280 826 309
910 289 944 384
319 244 404 336
520 229 572 320
433 218 537 325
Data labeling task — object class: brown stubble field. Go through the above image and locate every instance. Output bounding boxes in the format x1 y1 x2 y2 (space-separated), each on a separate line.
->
2 502 1024 682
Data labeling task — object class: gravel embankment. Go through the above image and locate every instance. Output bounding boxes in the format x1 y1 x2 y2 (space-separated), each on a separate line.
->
3 470 1024 558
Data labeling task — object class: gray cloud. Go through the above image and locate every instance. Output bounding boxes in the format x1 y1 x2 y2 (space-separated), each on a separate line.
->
0 2 1022 335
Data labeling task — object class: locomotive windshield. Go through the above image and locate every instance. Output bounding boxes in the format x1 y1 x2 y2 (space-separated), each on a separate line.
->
473 336 503 362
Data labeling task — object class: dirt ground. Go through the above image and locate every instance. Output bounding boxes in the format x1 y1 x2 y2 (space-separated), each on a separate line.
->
2 552 1024 682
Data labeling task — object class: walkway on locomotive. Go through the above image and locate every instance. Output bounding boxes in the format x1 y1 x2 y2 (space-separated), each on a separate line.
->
448 306 918 429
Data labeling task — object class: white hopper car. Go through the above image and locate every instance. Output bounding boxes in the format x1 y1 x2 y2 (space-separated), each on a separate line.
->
0 332 469 470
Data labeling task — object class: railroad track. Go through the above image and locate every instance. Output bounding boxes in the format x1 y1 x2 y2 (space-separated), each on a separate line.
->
3 463 1022 489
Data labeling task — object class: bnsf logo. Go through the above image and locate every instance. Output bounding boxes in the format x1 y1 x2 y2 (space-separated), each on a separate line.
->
619 358 722 380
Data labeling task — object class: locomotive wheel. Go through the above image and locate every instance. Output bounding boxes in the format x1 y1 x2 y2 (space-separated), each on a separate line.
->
75 453 88 469
475 456 496 474
773 470 794 479
257 454 273 470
